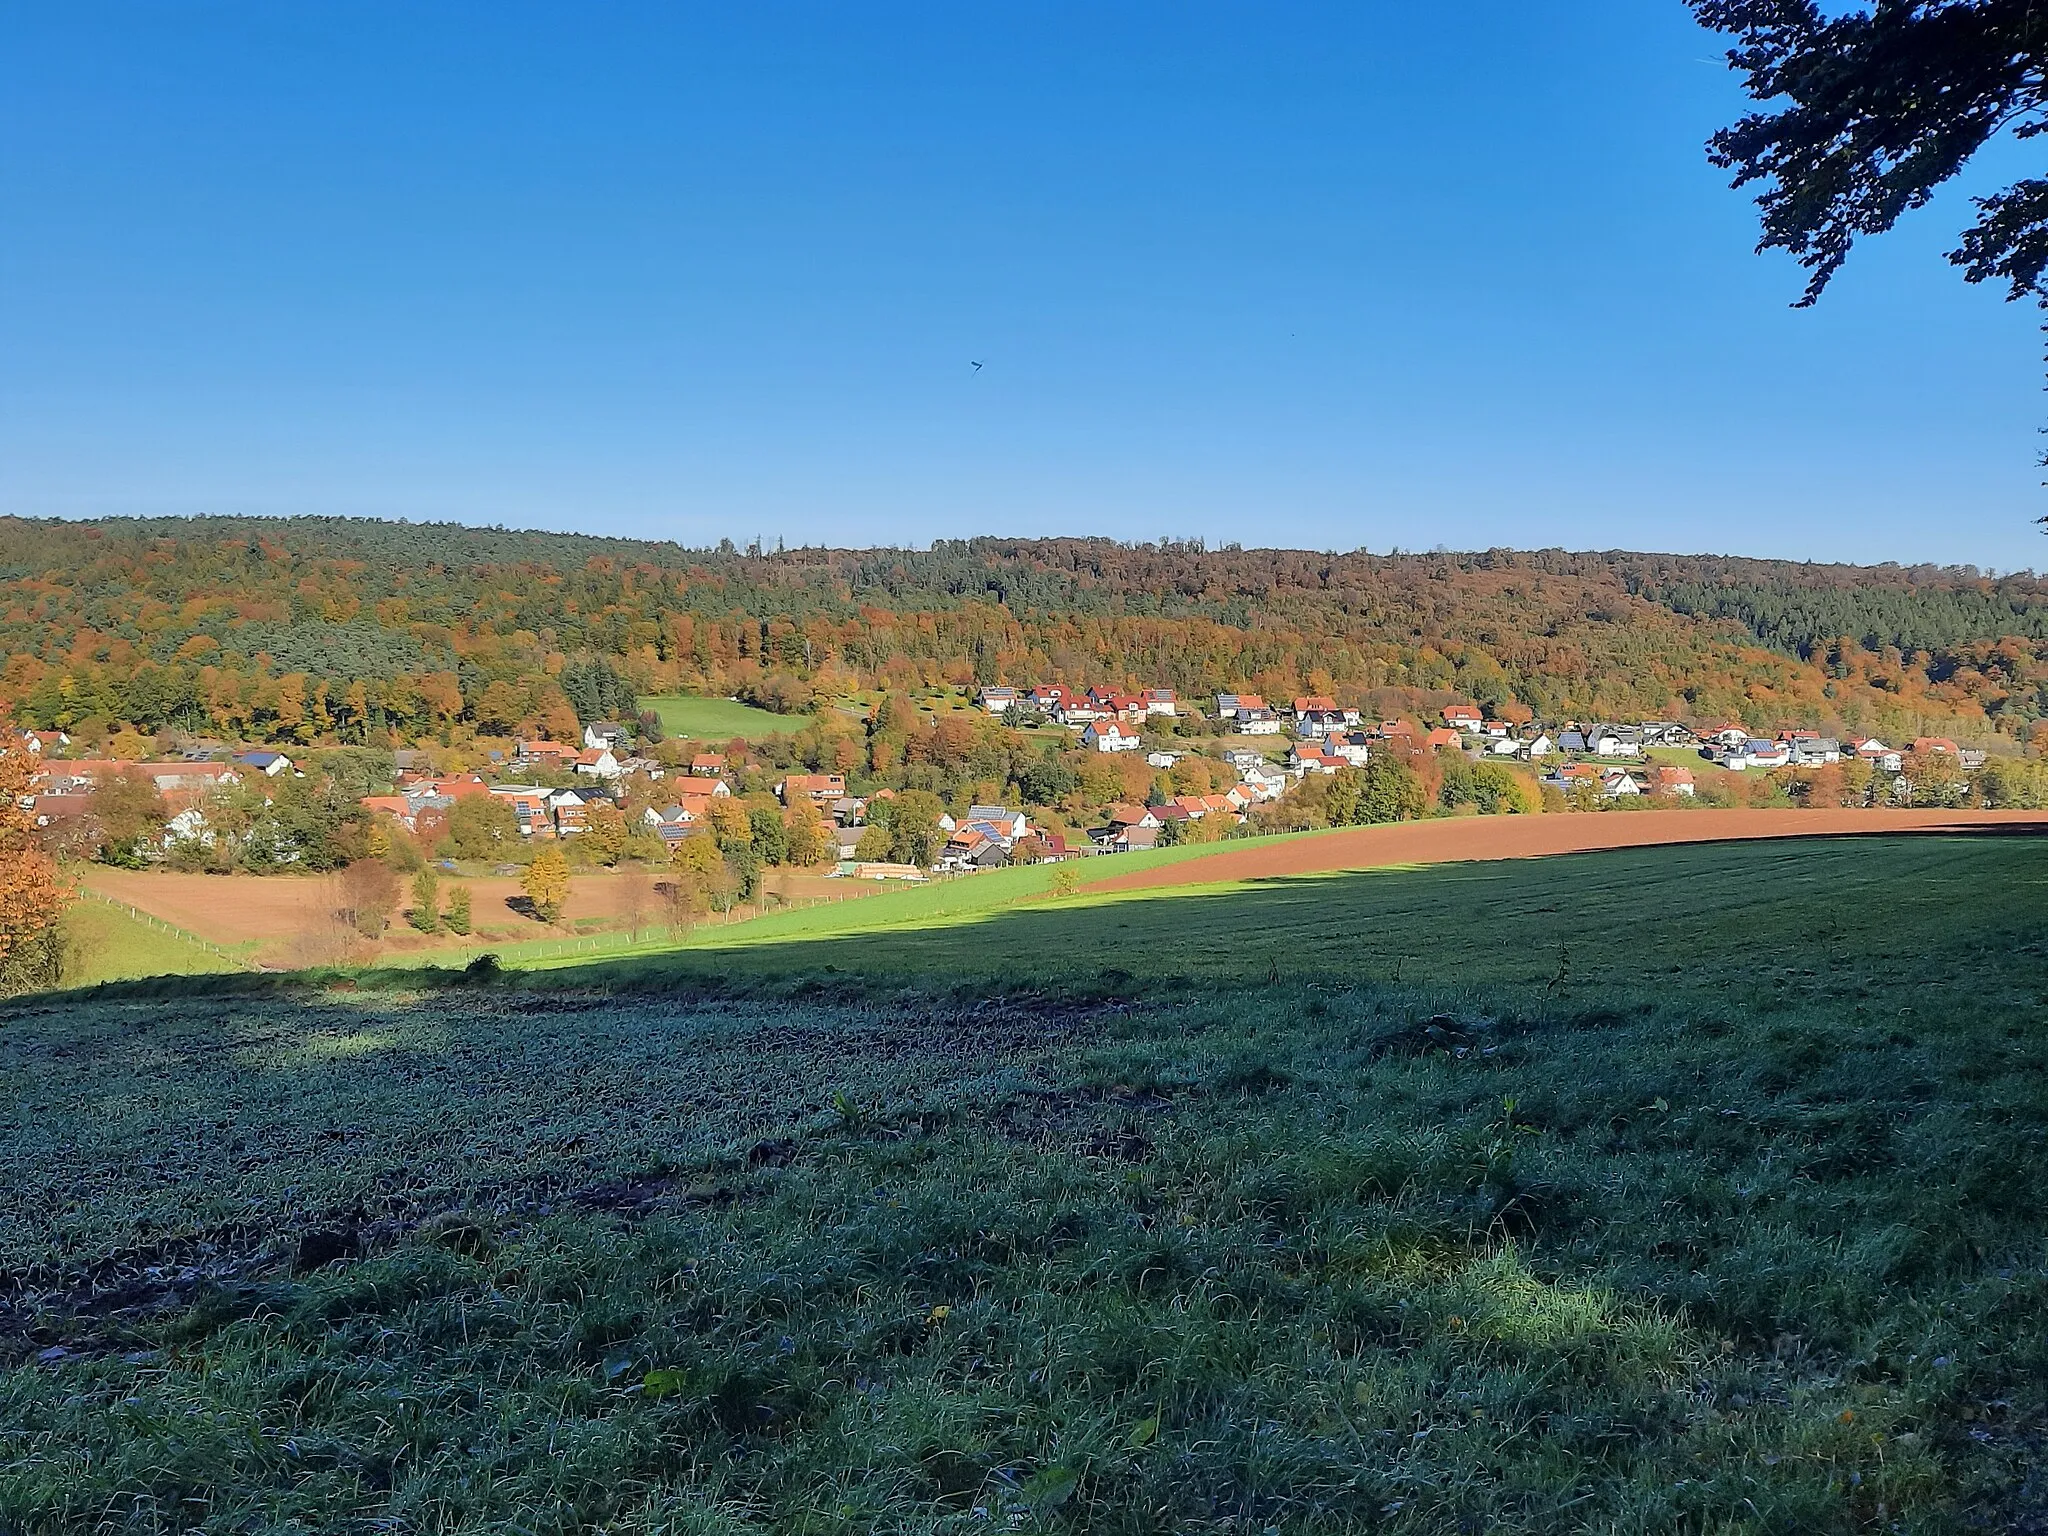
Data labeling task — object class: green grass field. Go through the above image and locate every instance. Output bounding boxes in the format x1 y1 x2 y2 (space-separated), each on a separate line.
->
5 836 2046 1532
60 897 248 987
639 694 804 740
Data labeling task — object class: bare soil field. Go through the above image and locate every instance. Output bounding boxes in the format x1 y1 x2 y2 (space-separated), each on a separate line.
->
1091 806 2048 896
77 862 888 965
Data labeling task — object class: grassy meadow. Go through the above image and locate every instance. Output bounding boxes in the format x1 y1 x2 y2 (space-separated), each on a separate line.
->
638 695 804 740
4 835 2046 1532
60 897 249 988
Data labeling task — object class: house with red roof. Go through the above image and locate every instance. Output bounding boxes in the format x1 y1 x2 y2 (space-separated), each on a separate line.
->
1082 720 1142 753
1106 803 1162 829
778 773 847 805
515 739 579 770
1647 764 1694 797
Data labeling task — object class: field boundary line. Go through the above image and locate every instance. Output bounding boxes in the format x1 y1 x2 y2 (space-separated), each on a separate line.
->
76 888 254 968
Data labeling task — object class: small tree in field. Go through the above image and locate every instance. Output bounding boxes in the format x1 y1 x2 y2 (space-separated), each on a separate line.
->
620 865 654 942
443 883 473 936
522 846 571 923
660 876 698 938
338 858 399 939
409 867 440 933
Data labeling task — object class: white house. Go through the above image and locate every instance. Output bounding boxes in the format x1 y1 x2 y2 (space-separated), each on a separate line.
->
1782 734 1841 765
1239 765 1288 799
1143 688 1178 716
1560 726 1635 758
1599 769 1641 798
235 750 293 777
10 728 68 757
1082 720 1142 753
977 687 1019 714
1233 709 1283 737
574 746 624 779
1327 733 1372 767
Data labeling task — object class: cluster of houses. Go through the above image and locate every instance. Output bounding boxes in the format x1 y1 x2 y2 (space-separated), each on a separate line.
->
15 735 296 845
979 684 1178 755
7 689 2007 873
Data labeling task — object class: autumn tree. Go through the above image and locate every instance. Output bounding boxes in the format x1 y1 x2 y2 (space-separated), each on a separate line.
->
88 767 169 867
660 873 699 936
444 794 519 861
583 801 627 865
0 751 68 995
783 800 830 867
337 858 399 939
522 846 571 923
884 789 946 867
619 865 655 941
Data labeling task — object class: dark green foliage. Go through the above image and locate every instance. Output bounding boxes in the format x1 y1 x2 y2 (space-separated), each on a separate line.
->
442 795 519 860
747 803 790 867
559 658 637 727
1693 0 2048 307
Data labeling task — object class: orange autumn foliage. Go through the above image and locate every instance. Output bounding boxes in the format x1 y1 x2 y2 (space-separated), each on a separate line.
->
0 751 68 992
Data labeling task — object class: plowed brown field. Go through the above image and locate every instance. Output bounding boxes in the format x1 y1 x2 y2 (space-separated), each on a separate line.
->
76 863 885 964
1091 807 2048 896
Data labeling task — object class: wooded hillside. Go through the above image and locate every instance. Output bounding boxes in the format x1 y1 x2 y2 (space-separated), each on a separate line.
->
2 517 2041 746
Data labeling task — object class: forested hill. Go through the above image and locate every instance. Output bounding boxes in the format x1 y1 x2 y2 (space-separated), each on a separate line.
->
2 516 2043 746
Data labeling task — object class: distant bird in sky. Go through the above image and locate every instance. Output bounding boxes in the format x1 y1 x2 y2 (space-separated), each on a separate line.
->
970 360 983 372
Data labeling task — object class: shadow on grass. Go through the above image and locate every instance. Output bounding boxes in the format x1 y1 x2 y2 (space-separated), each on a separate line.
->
25 831 2045 1016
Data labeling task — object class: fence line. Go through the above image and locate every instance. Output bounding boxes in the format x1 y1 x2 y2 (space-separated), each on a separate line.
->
78 889 248 966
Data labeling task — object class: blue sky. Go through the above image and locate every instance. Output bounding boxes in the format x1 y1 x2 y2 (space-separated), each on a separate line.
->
2 3 2042 569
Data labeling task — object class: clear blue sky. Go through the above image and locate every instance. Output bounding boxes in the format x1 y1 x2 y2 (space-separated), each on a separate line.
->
3 3 2042 569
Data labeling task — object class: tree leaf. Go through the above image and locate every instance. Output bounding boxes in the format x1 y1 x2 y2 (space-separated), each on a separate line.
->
1018 1463 1080 1508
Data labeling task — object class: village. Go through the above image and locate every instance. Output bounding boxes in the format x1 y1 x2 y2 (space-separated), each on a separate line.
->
4 682 1993 890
